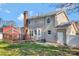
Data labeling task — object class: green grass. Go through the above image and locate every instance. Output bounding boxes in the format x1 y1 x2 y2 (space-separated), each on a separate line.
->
0 41 79 56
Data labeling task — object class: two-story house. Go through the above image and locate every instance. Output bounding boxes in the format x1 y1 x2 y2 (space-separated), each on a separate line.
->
23 10 69 43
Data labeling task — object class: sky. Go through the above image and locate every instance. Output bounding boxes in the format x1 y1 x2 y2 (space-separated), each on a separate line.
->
0 3 79 27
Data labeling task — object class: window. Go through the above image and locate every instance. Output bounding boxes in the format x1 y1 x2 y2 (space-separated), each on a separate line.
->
38 30 41 35
35 30 37 35
29 31 31 36
47 18 50 23
48 30 51 34
30 30 33 36
31 31 33 36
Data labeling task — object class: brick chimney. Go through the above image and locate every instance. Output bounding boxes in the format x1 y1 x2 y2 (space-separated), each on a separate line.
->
24 11 28 34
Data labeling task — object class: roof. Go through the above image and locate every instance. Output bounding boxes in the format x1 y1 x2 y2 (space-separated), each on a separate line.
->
75 22 79 30
55 22 71 28
55 21 79 33
28 10 66 19
73 22 79 31
3 25 20 34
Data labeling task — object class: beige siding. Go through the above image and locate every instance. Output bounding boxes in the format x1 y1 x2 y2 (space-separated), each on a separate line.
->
67 35 79 48
28 17 45 40
28 11 69 43
55 12 69 26
66 24 78 47
66 25 76 36
66 25 76 44
44 16 56 42
28 15 56 42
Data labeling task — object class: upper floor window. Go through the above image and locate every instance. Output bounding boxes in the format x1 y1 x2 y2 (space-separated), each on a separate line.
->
48 30 51 34
47 18 50 23
35 30 37 35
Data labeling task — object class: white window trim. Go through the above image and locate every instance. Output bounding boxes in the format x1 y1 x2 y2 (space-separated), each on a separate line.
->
37 28 41 37
48 30 51 35
29 29 33 36
46 17 51 24
34 28 41 37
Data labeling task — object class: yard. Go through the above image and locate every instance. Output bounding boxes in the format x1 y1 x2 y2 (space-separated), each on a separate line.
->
0 41 79 56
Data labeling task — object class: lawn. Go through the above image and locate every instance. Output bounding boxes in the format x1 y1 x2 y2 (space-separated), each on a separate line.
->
0 41 79 56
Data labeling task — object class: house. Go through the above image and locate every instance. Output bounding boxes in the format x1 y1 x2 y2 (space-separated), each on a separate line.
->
23 10 69 42
3 25 20 43
23 10 79 48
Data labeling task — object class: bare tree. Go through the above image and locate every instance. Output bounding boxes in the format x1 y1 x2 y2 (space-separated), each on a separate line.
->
49 3 79 14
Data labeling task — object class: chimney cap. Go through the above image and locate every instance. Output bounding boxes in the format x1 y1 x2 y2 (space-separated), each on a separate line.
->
24 11 28 14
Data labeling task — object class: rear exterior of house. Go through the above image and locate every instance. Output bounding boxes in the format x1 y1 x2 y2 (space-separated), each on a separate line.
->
23 10 79 48
23 10 69 42
28 15 56 42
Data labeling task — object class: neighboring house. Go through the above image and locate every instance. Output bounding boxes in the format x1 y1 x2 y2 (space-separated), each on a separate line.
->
23 10 69 42
3 25 20 43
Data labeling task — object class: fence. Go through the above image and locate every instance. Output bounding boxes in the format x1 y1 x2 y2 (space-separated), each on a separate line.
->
67 35 79 48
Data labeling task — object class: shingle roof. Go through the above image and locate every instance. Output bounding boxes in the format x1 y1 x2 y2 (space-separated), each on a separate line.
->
28 10 65 19
55 22 71 28
75 22 79 30
56 21 79 34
